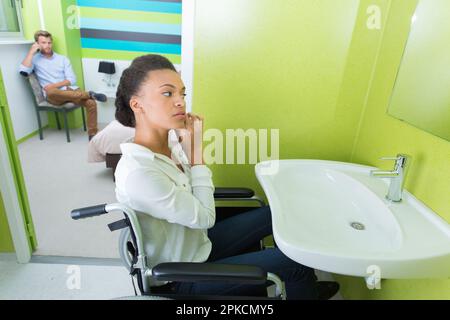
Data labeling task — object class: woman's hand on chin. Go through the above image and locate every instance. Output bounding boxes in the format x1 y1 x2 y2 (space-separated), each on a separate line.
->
175 113 204 165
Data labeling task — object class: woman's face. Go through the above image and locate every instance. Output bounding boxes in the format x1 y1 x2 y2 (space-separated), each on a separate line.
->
133 69 186 130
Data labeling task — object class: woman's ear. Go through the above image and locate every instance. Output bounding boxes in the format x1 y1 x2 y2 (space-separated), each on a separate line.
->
129 97 144 114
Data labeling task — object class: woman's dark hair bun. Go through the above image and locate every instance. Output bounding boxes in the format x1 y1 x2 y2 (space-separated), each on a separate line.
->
115 54 177 127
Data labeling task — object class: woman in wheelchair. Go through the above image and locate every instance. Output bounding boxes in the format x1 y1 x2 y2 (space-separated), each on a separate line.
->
113 54 338 300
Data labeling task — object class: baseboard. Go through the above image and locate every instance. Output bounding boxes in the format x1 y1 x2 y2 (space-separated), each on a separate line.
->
30 255 124 266
16 125 49 145
0 253 17 261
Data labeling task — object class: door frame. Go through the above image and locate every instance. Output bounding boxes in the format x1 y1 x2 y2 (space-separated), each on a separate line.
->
0 90 32 263
181 0 195 112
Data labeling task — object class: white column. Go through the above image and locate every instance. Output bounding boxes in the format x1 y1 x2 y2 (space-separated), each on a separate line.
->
37 0 45 30
181 0 195 112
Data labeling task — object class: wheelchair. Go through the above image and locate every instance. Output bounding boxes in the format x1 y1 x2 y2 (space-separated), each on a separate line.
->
71 187 286 300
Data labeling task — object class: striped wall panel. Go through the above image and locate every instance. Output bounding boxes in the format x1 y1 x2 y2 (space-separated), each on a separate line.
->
77 0 182 63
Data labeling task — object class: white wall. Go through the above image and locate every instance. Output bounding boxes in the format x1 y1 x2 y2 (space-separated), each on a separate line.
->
0 42 47 141
81 58 129 124
181 0 195 113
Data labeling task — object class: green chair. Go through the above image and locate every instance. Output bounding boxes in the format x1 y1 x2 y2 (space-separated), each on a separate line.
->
24 72 86 143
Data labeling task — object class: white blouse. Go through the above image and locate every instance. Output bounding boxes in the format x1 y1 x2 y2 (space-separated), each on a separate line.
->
114 131 215 285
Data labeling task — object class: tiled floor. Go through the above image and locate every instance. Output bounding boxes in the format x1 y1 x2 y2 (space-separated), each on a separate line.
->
0 254 343 300
18 125 121 258
0 254 135 300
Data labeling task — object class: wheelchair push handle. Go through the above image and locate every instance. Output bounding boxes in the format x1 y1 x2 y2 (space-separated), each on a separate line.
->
71 204 108 220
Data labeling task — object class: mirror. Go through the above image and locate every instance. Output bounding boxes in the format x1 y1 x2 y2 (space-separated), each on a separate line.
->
387 0 450 141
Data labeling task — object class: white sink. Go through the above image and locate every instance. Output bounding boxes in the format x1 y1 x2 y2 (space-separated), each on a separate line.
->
255 160 450 279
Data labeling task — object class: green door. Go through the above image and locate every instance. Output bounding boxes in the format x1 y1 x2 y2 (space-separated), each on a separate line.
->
0 67 37 252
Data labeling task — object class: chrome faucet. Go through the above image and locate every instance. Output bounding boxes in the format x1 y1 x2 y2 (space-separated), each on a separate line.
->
370 154 410 202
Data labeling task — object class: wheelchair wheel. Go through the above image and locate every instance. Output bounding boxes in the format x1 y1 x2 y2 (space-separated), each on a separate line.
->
118 228 133 269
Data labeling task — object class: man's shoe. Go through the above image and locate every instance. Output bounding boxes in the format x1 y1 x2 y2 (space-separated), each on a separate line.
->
89 91 107 102
316 281 340 300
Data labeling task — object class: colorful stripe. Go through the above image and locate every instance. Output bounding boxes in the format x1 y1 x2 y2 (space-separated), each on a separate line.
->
79 17 181 35
77 0 182 61
77 0 182 14
79 6 181 24
81 29 181 44
81 48 181 64
81 38 181 54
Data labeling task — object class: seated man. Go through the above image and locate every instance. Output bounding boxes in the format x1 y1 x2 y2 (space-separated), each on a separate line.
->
19 30 107 140
88 120 135 163
87 121 180 163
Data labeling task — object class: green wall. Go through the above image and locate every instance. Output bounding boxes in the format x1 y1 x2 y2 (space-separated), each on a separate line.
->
194 0 449 299
21 0 40 40
0 192 14 252
60 0 85 91
335 0 450 299
0 68 16 253
194 0 360 199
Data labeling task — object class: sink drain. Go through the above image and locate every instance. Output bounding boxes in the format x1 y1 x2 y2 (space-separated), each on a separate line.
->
350 222 365 230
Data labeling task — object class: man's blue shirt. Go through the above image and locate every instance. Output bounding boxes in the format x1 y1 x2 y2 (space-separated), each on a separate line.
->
19 52 78 91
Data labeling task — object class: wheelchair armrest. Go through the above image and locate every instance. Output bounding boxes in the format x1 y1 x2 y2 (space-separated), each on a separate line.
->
214 187 255 199
71 204 108 220
152 262 267 285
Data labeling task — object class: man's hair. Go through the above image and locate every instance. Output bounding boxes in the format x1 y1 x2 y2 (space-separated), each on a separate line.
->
34 30 52 42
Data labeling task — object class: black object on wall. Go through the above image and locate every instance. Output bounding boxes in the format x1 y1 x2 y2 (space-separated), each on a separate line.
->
98 61 116 75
